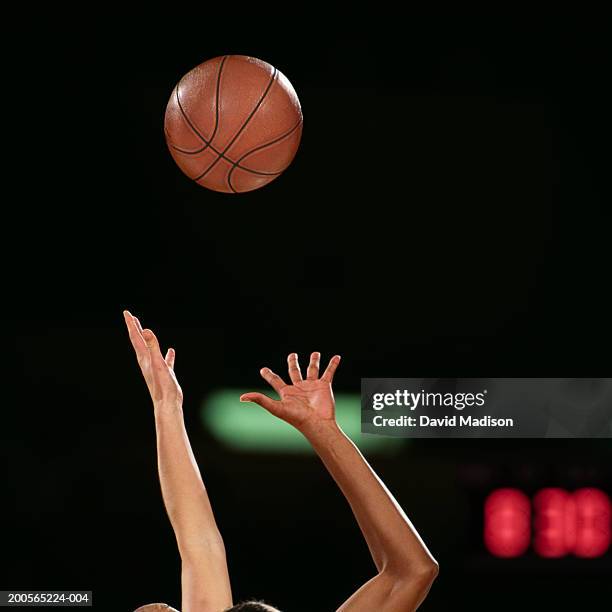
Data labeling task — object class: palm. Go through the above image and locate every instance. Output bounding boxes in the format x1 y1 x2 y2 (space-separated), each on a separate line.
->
277 379 335 426
240 352 341 431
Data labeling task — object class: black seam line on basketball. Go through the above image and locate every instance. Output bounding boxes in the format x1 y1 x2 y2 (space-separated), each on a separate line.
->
227 118 303 192
170 55 228 155
173 56 227 155
171 141 282 176
193 67 278 182
176 118 301 178
231 118 302 171
227 118 302 192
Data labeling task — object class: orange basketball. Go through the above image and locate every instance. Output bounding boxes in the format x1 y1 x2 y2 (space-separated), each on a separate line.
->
164 55 303 194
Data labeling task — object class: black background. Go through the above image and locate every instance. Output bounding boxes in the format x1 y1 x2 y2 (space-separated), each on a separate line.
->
8 9 612 611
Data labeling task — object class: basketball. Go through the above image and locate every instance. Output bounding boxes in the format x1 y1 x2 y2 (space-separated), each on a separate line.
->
164 55 303 194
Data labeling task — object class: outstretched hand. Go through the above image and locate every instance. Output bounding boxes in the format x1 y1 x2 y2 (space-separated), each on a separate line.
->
123 310 183 411
240 352 341 433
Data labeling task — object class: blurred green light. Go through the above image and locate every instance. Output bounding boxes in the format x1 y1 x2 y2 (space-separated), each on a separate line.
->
202 389 405 454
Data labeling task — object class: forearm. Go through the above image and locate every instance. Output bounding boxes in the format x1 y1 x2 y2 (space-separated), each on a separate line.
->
124 313 233 611
303 420 437 577
154 405 225 561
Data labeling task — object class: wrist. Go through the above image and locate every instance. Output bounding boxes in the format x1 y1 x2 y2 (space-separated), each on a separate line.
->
153 400 184 421
300 418 342 445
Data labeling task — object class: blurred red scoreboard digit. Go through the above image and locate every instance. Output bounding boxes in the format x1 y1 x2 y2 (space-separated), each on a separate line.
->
484 487 611 558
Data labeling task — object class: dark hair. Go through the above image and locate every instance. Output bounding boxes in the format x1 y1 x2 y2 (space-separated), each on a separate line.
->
225 602 280 612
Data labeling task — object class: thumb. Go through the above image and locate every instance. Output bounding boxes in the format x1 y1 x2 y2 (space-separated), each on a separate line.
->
240 392 280 413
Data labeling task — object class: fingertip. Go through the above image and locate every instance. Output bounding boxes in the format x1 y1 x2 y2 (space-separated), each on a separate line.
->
260 367 268 376
239 394 251 402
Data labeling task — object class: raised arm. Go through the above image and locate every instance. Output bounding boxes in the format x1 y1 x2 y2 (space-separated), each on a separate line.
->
123 311 232 612
241 353 438 612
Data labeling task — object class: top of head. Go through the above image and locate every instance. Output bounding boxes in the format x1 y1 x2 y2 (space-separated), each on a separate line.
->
133 602 279 612
226 603 280 611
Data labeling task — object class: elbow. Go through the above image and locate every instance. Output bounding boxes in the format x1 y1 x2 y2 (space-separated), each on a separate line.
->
388 558 439 589
417 559 439 584
389 560 439 606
